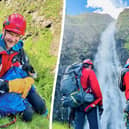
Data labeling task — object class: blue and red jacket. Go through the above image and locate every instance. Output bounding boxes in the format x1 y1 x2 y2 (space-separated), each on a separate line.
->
0 34 29 77
80 67 103 108
0 34 30 116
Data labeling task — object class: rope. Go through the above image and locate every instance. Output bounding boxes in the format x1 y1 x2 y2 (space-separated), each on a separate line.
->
0 116 16 128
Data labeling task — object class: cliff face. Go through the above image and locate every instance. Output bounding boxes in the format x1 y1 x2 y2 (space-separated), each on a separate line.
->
115 8 129 65
53 13 114 121
62 13 114 64
116 8 129 41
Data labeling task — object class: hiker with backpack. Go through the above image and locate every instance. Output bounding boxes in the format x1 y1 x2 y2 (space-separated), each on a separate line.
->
0 13 47 122
61 59 103 129
119 58 129 129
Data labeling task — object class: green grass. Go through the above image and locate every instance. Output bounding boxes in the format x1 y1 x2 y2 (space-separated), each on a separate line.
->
124 41 129 49
40 0 62 19
0 114 49 129
24 28 56 101
53 121 73 129
124 35 129 50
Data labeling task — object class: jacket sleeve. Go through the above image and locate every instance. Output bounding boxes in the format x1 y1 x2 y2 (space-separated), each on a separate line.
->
88 70 103 106
123 72 129 100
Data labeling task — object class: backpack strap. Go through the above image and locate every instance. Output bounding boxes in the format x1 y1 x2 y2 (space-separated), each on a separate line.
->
73 65 84 91
119 68 129 91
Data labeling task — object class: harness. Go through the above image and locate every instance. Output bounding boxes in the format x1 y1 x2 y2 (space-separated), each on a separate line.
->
0 49 20 77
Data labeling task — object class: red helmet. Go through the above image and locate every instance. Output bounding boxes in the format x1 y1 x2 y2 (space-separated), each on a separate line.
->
3 13 26 35
83 59 93 65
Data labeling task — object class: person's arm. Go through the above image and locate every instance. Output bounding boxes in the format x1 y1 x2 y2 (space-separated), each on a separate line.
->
88 70 103 106
123 72 129 100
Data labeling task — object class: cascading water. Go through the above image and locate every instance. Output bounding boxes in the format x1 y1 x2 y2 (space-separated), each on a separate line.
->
94 22 126 129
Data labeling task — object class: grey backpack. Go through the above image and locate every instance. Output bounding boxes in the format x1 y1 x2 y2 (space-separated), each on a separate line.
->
118 68 129 91
60 63 94 108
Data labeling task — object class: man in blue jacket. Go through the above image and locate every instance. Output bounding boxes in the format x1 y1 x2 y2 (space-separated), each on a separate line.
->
0 13 47 121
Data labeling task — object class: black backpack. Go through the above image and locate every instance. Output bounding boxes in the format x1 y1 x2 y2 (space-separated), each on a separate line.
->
60 63 94 108
119 68 129 91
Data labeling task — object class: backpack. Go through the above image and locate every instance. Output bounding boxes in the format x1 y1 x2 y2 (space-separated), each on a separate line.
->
60 63 94 108
118 68 129 91
0 66 30 127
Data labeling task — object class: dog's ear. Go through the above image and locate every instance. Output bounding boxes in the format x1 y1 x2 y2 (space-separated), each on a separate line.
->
22 64 35 73
28 65 35 73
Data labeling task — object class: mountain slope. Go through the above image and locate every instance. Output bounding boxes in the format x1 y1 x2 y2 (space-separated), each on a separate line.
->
61 13 114 65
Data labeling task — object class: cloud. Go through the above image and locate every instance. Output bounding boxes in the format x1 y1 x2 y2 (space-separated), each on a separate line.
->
86 0 127 19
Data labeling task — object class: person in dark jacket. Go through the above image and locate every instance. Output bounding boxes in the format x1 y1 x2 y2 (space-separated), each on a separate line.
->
0 13 47 121
74 59 103 129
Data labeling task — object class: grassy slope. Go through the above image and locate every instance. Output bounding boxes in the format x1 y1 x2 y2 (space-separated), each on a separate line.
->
0 0 62 129
53 121 73 129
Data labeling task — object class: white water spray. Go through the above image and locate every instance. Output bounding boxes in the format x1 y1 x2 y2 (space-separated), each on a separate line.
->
94 22 126 129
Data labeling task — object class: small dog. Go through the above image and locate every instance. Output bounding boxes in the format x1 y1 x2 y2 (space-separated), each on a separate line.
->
22 64 37 79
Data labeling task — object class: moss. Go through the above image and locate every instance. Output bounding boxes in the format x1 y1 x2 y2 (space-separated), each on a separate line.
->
53 121 74 129
124 40 129 50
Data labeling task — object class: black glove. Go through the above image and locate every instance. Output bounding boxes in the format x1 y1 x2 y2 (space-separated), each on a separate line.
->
99 105 104 116
0 79 9 94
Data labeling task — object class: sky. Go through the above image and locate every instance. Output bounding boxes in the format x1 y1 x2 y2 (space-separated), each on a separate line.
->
66 0 129 19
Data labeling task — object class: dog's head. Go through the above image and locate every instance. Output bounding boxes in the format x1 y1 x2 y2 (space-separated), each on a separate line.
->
22 64 37 78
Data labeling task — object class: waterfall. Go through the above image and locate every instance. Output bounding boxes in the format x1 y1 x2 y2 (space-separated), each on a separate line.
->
94 22 126 129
